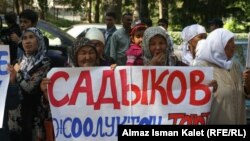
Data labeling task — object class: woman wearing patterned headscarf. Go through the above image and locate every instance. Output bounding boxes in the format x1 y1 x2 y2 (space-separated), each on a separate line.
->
142 26 177 66
70 37 100 67
7 27 52 140
40 37 100 140
179 24 207 65
41 37 100 96
193 28 250 124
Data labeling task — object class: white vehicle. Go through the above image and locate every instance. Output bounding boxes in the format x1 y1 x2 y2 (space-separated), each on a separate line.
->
65 23 122 38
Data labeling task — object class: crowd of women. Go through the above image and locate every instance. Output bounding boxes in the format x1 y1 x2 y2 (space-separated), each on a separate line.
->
0 9 250 141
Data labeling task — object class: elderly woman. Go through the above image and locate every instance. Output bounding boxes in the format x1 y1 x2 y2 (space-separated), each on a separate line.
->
70 37 100 67
41 37 100 97
179 24 207 65
194 28 250 124
7 27 52 140
40 37 100 140
142 26 178 66
85 27 115 66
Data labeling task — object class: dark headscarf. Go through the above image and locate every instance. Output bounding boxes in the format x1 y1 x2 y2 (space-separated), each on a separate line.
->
71 37 98 67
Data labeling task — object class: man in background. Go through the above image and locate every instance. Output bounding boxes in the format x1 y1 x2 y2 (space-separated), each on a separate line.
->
110 12 132 65
104 11 117 58
0 12 21 63
208 18 223 32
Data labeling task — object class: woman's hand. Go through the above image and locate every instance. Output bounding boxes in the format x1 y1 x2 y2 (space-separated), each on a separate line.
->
149 52 166 66
243 69 250 94
7 64 18 84
208 80 218 93
110 64 117 70
40 78 51 100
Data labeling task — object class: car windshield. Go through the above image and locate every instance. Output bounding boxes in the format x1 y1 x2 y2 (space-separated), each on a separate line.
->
37 20 74 47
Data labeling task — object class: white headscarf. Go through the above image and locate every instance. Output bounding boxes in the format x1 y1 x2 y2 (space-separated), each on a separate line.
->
195 28 235 70
180 24 206 65
85 27 105 45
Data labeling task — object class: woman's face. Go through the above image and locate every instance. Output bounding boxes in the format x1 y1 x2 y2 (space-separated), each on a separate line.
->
224 38 236 60
188 33 207 58
22 31 38 55
149 35 167 56
77 46 98 67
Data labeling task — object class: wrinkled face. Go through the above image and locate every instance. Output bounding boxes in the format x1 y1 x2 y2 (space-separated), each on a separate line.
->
20 18 36 31
105 16 115 29
22 31 38 55
90 40 104 58
77 46 98 67
188 33 207 58
224 38 236 60
132 30 144 46
149 35 167 56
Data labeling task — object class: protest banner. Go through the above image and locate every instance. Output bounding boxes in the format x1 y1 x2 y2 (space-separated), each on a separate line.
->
47 66 213 141
0 45 10 128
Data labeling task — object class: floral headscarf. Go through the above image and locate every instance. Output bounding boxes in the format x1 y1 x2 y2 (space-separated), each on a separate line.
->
19 27 47 80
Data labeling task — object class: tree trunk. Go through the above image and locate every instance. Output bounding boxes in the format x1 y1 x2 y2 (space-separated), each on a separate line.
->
0 0 8 13
159 0 168 19
88 0 92 23
95 0 100 23
114 0 122 24
14 0 20 14
207 0 223 20
38 0 48 20
134 0 140 10
139 0 149 19
21 0 25 12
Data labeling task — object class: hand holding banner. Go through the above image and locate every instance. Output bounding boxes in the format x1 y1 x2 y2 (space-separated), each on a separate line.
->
46 66 213 141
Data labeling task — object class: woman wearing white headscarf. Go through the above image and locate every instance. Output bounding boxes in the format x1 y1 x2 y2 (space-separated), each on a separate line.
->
194 28 250 124
142 26 178 66
7 27 52 140
179 24 207 65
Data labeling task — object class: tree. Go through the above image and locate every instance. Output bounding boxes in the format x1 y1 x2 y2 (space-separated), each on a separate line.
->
87 0 92 23
114 0 122 24
139 0 149 19
38 0 48 20
0 0 9 13
159 0 168 19
94 0 100 23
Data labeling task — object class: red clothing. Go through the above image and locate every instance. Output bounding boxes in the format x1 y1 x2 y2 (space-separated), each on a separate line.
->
125 44 143 65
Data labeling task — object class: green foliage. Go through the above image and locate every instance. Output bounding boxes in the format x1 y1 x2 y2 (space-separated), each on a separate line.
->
169 31 182 46
224 18 248 33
